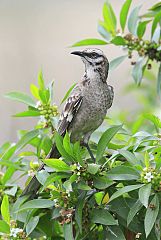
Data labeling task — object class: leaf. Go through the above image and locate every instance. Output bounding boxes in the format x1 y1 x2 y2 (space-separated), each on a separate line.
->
107 166 140 180
0 220 10 234
36 170 50 185
128 5 141 35
1 144 16 161
5 186 17 196
151 11 161 37
96 125 122 161
94 192 104 205
109 55 127 71
38 70 45 90
2 167 15 184
63 132 73 156
139 184 151 208
39 89 50 104
137 20 151 38
63 222 74 240
61 83 76 104
93 176 114 190
91 209 117 225
132 57 147 85
102 192 110 204
26 216 39 236
87 163 100 174
43 159 71 172
1 195 10 224
5 92 35 107
71 38 107 47
157 64 161 99
152 26 161 43
109 184 144 202
30 84 40 100
75 192 86 234
103 1 117 35
98 23 112 41
120 0 132 32
17 199 55 212
77 181 91 191
111 36 126 45
107 226 126 240
144 194 159 237
14 110 41 117
15 129 40 153
127 199 142 226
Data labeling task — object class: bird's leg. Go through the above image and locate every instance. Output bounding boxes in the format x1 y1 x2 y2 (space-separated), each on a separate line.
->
83 142 96 163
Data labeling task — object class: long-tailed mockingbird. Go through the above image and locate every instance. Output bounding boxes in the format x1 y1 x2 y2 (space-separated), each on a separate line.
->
22 48 114 198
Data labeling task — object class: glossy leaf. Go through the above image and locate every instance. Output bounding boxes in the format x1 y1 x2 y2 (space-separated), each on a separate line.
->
63 222 74 240
75 192 86 234
103 1 117 35
2 166 15 184
139 183 151 208
132 58 147 85
91 208 117 225
127 199 142 226
152 26 161 43
61 83 76 104
5 92 35 107
87 163 100 174
157 64 161 99
109 184 143 202
98 23 112 41
120 0 132 32
93 176 114 190
128 5 141 35
30 84 40 99
144 194 159 237
38 70 45 90
151 11 161 37
43 159 71 172
17 199 55 212
107 226 126 240
96 125 122 161
1 195 10 224
111 36 126 45
137 20 151 38
109 55 127 71
72 38 107 47
26 216 39 236
14 110 41 117
94 192 104 205
0 220 10 234
63 132 73 156
107 166 140 180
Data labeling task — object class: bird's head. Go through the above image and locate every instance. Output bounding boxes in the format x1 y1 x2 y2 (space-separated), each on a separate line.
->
71 48 109 81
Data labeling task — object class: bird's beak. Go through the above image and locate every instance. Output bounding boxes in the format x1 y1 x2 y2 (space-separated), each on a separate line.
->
71 50 84 57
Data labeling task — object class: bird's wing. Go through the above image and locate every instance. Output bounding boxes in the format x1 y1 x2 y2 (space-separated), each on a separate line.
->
58 84 83 135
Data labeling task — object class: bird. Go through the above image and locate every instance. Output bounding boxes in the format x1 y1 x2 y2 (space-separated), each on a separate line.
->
21 48 114 199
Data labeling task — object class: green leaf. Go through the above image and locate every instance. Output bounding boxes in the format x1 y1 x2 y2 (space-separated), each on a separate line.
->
96 125 122 161
137 20 151 38
71 38 107 47
5 186 17 196
103 1 117 35
38 70 45 90
109 184 143 202
77 181 91 190
91 209 117 225
15 129 40 153
128 5 141 35
1 144 16 161
144 194 159 238
75 192 86 234
111 36 126 45
39 89 50 104
1 195 10 224
30 84 40 100
120 0 132 32
61 83 76 104
132 57 147 85
127 199 142 226
151 11 161 37
2 167 15 184
0 220 10 234
118 150 138 165
152 26 160 43
98 23 112 41
139 184 151 208
93 176 114 190
36 170 50 185
94 192 104 205
17 199 55 212
63 222 74 240
63 132 73 156
107 226 126 240
5 92 35 107
107 166 140 180
43 159 71 172
157 64 161 99
14 110 41 117
26 216 39 236
87 163 100 174
109 55 127 71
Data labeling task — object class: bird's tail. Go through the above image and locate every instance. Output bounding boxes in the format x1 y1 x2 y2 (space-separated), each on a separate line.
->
21 143 60 199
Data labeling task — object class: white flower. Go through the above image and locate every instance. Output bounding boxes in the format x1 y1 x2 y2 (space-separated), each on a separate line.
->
36 101 41 108
144 172 154 182
28 170 34 177
10 228 23 237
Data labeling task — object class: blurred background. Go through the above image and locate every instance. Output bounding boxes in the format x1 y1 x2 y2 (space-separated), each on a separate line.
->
0 0 158 143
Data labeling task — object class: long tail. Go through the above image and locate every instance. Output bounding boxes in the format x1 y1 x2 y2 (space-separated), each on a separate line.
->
21 143 60 199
